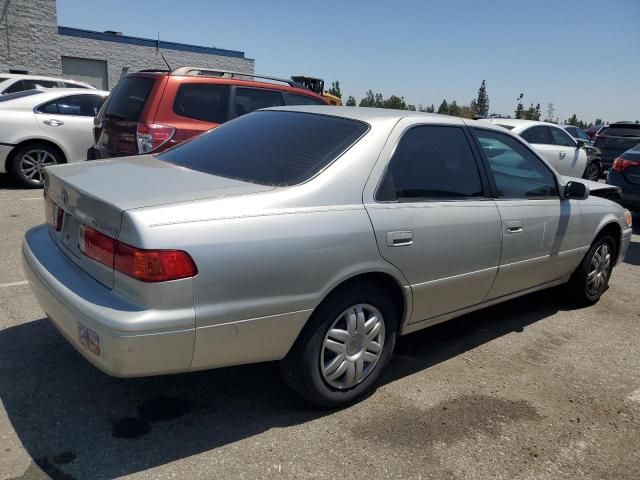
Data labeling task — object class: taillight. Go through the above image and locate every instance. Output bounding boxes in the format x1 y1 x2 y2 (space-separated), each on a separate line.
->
115 243 198 282
136 123 175 154
78 225 197 282
79 224 117 267
611 157 640 171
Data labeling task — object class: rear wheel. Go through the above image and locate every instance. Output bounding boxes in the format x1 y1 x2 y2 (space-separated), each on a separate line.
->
582 161 601 182
568 235 615 305
8 143 62 188
281 283 397 408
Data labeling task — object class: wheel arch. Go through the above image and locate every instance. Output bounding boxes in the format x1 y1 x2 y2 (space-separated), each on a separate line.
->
594 221 622 261
312 270 412 335
5 137 68 171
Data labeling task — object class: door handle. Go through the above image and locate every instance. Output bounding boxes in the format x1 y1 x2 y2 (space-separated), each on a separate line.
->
43 119 64 127
506 220 523 234
559 151 566 159
386 231 413 247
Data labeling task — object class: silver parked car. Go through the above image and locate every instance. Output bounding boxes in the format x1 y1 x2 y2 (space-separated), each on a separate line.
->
23 107 633 407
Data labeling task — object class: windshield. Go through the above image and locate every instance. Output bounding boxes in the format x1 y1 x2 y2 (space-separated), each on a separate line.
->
601 125 640 137
158 111 369 186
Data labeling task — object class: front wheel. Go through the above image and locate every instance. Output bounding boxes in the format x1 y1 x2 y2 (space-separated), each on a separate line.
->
280 283 397 408
582 161 601 182
568 235 615 305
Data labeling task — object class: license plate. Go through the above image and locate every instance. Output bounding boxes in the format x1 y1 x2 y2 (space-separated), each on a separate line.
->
78 322 100 355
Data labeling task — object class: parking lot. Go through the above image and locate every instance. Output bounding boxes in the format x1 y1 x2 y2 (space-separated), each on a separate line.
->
0 173 638 480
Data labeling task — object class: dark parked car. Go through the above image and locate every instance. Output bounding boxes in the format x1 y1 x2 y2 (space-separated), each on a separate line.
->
607 144 640 211
585 124 606 141
594 122 640 169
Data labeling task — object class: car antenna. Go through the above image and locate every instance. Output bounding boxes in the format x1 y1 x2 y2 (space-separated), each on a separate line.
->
156 32 172 71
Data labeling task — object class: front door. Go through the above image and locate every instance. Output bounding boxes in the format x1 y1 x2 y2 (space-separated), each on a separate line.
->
470 127 585 299
364 121 502 323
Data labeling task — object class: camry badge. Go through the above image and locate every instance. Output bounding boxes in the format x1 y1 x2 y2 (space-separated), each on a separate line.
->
60 189 69 206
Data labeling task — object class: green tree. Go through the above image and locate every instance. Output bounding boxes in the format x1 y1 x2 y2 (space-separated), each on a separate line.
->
426 104 435 113
523 103 541 121
345 95 356 106
382 95 407 110
448 100 462 117
359 90 375 107
328 81 341 99
594 118 603 125
566 114 579 126
473 80 489 117
514 93 524 119
437 99 449 114
407 104 416 111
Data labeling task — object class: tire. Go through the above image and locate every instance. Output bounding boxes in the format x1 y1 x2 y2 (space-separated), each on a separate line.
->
582 161 601 182
8 143 63 188
281 282 397 408
568 235 615 305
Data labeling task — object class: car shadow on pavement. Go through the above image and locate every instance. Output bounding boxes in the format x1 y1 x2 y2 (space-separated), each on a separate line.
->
0 288 603 479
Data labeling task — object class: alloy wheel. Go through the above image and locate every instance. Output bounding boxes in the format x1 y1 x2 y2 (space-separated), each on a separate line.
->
20 149 57 185
320 303 385 390
587 242 611 296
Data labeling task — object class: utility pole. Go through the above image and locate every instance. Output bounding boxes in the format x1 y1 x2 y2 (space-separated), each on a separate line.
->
546 103 555 122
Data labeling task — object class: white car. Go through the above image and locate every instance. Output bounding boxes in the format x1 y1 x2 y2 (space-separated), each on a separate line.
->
482 119 600 181
0 73 95 95
0 89 109 187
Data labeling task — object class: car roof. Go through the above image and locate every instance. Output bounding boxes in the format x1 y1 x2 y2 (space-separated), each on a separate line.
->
0 88 109 109
0 73 94 86
263 105 513 132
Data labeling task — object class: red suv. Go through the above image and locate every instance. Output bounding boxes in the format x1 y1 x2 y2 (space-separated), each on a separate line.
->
92 67 330 158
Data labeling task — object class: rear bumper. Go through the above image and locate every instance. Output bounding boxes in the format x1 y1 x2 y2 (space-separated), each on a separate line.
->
22 225 195 377
0 143 13 173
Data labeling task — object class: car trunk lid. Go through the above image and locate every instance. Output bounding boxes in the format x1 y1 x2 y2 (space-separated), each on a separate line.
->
44 155 274 288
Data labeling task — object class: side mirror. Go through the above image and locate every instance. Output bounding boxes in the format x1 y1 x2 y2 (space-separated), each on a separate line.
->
576 140 585 149
564 181 589 200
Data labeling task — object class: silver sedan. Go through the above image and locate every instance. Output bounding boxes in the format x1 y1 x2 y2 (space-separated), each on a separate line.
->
23 106 633 407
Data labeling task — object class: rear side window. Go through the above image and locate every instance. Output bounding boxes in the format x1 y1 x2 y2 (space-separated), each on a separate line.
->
521 126 551 144
602 125 640 137
101 76 155 122
173 84 230 123
377 126 483 201
549 127 575 147
4 80 25 94
37 94 105 116
234 88 284 117
472 128 558 198
158 111 368 186
287 93 326 106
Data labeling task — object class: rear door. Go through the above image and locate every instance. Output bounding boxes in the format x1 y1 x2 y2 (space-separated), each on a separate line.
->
364 119 502 323
470 127 584 298
94 75 158 158
520 125 563 171
548 125 586 177
35 93 106 162
155 81 231 143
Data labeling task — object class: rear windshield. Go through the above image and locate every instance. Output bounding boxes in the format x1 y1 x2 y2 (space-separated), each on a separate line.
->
101 76 155 122
601 125 640 137
158 111 369 186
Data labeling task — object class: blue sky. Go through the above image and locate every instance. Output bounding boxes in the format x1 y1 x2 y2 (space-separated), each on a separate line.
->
57 0 639 123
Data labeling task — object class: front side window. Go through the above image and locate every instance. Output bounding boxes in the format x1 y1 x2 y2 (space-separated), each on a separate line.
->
521 126 551 144
472 128 558 198
234 88 284 117
287 93 326 106
37 94 105 116
158 111 368 186
550 127 575 147
173 84 230 123
376 126 484 201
